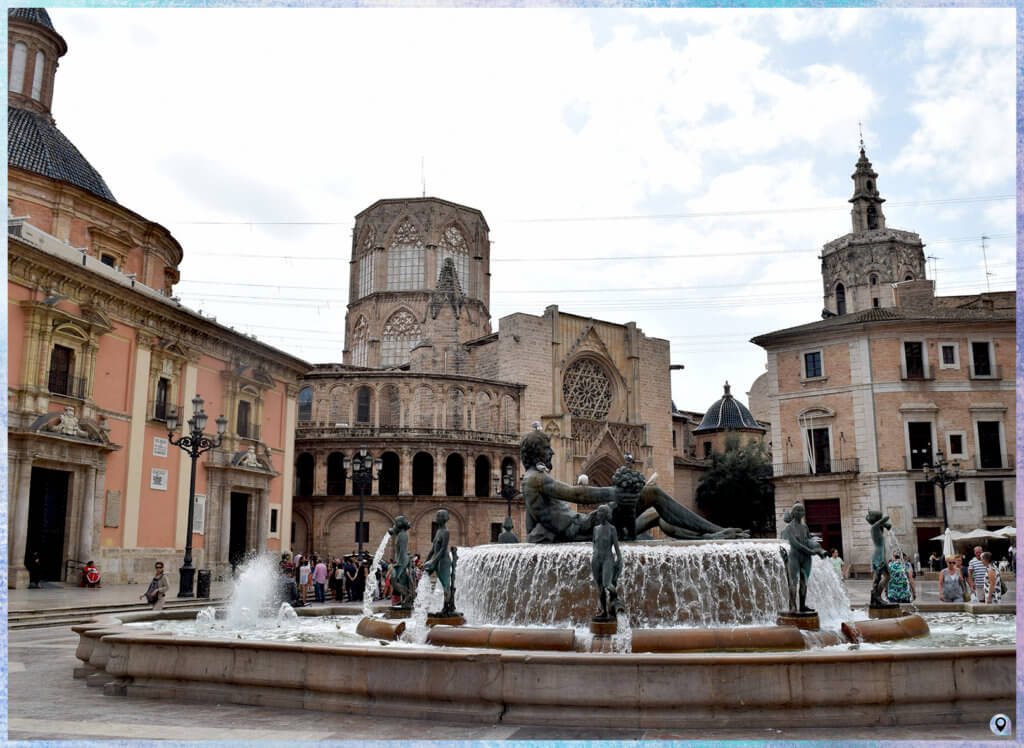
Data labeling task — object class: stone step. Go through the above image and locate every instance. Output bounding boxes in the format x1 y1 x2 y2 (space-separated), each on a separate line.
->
8 599 225 629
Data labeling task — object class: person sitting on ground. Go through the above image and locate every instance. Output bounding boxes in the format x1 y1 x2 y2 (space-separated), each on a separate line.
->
938 556 963 603
140 561 169 611
982 551 1003 604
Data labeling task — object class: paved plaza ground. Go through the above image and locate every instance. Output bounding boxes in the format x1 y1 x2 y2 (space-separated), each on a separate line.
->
6 573 1016 742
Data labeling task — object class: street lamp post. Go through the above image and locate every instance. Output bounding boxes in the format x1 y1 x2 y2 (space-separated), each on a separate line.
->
923 448 961 532
344 448 381 557
167 395 227 598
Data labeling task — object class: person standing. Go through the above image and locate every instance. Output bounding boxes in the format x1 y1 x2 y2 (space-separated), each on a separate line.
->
928 552 940 572
342 556 357 601
938 556 964 602
298 558 311 602
140 562 169 611
886 551 915 603
829 549 845 579
967 546 987 602
313 556 328 603
27 550 43 588
982 551 1003 604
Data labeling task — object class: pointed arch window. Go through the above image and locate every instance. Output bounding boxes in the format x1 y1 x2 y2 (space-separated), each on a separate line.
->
475 392 493 432
380 309 421 367
438 225 471 295
835 283 847 315
351 317 369 367
562 358 613 420
387 220 424 291
358 253 375 299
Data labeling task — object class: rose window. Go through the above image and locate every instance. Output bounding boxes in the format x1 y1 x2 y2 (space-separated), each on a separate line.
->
562 359 613 420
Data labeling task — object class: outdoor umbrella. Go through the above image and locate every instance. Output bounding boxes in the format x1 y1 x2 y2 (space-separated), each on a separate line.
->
992 526 1016 538
941 528 955 558
958 528 1002 542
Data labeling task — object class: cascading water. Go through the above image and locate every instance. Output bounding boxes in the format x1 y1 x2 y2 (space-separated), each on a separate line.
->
404 571 444 644
362 533 391 617
805 554 857 628
224 554 287 629
456 539 794 628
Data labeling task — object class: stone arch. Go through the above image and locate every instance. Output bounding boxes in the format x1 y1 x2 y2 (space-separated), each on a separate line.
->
355 385 373 425
412 451 434 495
413 386 434 428
298 386 313 422
500 394 518 434
581 453 620 487
326 452 346 495
445 453 465 497
437 221 472 295
835 281 847 315
379 451 400 496
291 509 311 555
409 504 467 550
474 391 493 432
329 386 347 425
474 454 491 498
295 452 314 496
325 505 394 557
379 383 401 428
350 315 369 367
449 387 466 430
357 224 376 254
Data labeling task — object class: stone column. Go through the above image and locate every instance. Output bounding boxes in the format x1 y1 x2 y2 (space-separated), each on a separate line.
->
256 490 269 552
313 452 327 496
77 464 97 563
399 447 412 496
220 487 232 566
434 449 445 498
10 455 33 588
463 452 474 498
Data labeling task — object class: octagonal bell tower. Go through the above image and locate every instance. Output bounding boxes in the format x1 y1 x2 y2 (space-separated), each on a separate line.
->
343 197 492 370
820 144 926 316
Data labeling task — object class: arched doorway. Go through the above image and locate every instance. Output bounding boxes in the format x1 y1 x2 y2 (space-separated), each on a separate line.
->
412 452 433 496
474 455 491 497
295 453 314 496
379 451 400 496
446 454 464 497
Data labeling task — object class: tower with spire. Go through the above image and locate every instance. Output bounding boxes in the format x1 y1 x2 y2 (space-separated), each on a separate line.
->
819 141 926 316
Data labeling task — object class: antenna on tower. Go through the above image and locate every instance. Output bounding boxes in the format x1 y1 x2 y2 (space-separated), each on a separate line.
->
980 235 992 291
421 156 426 198
926 254 940 283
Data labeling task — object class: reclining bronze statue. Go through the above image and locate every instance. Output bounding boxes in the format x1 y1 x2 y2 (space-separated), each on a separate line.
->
520 426 749 543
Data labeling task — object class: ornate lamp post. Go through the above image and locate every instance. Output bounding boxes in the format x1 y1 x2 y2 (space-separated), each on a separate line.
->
167 395 227 598
344 448 381 557
497 464 518 518
923 448 961 532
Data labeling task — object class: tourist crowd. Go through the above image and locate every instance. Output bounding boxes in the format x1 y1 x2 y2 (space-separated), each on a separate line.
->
276 551 425 607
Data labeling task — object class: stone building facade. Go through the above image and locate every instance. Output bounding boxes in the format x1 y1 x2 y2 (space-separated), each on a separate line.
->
294 198 677 558
752 149 1015 572
6 9 309 587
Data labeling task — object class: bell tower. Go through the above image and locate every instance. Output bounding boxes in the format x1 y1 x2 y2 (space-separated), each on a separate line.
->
819 141 926 316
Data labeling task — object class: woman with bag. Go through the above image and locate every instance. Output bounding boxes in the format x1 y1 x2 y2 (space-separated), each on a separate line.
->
140 562 168 611
982 551 1004 604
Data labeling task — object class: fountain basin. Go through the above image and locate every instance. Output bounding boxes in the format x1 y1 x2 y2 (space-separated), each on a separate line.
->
457 539 791 628
73 612 1014 729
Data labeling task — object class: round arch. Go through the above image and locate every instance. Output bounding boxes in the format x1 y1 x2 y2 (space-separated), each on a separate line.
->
445 453 465 497
474 455 491 498
295 453 314 496
412 451 433 496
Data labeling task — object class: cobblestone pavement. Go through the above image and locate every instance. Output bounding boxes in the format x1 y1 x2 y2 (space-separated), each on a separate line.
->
7 625 1014 742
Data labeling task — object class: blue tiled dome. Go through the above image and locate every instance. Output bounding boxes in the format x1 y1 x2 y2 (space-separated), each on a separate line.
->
693 381 761 433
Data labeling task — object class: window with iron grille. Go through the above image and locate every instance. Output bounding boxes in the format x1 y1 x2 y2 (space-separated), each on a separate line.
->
154 377 170 420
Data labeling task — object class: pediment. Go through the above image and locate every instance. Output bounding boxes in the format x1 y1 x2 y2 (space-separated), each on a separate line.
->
561 324 623 382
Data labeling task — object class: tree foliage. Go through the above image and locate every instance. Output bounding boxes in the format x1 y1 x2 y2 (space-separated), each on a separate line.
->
695 435 775 536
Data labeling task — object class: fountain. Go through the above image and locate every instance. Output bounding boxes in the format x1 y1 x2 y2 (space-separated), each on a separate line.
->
69 429 1014 729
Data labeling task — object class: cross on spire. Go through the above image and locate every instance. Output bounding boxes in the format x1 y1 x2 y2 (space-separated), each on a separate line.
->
858 121 864 152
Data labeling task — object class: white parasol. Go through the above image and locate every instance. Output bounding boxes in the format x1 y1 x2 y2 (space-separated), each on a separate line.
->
992 526 1016 538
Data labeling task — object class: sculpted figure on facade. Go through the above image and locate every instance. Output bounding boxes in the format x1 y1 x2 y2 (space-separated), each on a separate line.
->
520 425 749 543
48 406 88 437
239 446 262 468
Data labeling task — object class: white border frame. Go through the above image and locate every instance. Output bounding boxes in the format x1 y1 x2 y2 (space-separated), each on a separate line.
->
937 341 959 370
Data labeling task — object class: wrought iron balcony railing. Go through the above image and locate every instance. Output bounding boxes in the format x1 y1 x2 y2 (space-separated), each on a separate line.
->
770 457 860 477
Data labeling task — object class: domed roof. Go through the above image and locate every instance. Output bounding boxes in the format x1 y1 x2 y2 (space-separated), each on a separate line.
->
9 8 57 32
693 381 762 433
8 106 116 203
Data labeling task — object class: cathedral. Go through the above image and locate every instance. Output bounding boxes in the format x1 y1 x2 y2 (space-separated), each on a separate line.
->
292 198 681 556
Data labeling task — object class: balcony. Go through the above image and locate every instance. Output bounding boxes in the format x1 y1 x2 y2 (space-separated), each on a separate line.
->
771 457 860 478
148 398 173 422
969 364 1002 380
237 423 262 442
47 371 87 400
900 365 934 381
294 424 519 445
976 453 1013 471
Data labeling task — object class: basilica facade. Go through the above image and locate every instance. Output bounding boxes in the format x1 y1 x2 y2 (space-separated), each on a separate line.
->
292 198 679 557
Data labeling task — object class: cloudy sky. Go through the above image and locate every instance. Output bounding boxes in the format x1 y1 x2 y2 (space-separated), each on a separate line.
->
47 7 1015 413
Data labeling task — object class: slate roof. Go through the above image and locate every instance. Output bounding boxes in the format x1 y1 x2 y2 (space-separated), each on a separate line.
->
8 106 116 203
9 8 56 32
750 304 1014 346
693 382 762 433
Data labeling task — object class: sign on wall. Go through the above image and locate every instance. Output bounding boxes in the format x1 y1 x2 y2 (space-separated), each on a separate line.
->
153 437 168 457
150 468 168 491
193 493 206 535
104 490 121 527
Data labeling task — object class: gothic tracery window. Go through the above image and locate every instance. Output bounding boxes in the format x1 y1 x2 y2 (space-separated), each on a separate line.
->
388 219 424 291
351 316 369 367
380 309 421 367
562 359 613 420
438 225 471 295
